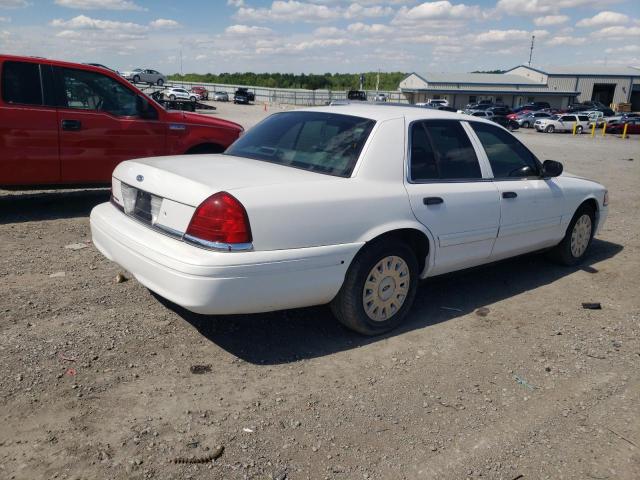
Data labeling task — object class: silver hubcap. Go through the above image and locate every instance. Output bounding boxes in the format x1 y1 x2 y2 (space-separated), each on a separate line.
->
362 256 410 322
570 214 592 258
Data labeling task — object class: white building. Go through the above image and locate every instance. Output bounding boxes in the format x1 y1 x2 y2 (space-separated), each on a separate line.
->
399 65 640 110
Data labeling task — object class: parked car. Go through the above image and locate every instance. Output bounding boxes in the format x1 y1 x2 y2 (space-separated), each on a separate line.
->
190 86 209 100
0 54 243 186
465 101 493 111
487 106 512 116
347 90 367 101
534 114 590 133
162 87 198 102
469 110 494 118
121 68 166 86
233 88 255 104
428 99 449 107
373 93 388 102
606 118 640 134
213 91 229 102
517 111 553 128
491 115 519 131
522 102 551 111
601 112 640 126
436 106 457 112
89 105 608 335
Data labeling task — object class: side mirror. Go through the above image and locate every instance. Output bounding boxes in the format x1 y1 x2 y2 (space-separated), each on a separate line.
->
542 160 563 178
138 96 158 120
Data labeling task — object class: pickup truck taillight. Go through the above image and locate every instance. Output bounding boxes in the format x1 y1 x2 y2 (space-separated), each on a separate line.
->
185 192 252 248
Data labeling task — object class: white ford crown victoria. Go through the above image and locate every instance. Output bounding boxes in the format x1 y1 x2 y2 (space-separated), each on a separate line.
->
90 105 608 335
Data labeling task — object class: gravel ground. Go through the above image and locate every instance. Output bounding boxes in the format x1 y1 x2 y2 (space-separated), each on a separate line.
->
1 104 639 480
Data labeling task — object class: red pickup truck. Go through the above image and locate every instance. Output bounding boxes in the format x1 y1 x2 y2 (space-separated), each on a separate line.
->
0 55 243 187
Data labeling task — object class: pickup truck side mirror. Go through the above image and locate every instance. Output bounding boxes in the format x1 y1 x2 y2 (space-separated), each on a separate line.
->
138 96 159 120
542 160 563 178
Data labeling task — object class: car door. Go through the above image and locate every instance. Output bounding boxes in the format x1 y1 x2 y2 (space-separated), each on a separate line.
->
0 59 60 185
403 120 500 276
468 121 565 260
558 114 576 132
55 66 166 183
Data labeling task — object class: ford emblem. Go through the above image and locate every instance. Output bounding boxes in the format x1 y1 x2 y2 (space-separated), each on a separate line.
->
136 175 144 182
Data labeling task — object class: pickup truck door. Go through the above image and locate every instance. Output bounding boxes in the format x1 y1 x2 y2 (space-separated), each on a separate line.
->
0 60 60 185
467 121 565 260
403 120 500 276
54 66 166 184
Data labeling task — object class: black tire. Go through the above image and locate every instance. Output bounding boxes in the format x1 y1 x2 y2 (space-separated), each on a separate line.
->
190 96 197 102
133 75 140 83
523 121 530 128
169 94 176 101
545 125 555 133
549 203 596 266
157 79 164 86
576 126 583 134
330 239 419 336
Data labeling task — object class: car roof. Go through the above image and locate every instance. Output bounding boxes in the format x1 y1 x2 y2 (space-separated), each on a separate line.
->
296 103 494 124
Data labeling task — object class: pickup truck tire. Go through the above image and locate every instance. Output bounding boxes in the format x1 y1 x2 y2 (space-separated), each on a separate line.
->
549 203 596 266
157 79 164 86
331 239 418 336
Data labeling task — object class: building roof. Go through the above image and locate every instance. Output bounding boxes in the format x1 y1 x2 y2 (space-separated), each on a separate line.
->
507 65 640 77
410 72 541 85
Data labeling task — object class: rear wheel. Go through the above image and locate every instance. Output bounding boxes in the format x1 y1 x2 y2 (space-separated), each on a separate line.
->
522 121 530 128
169 94 176 101
576 126 583 134
133 75 140 83
545 125 555 133
157 79 164 86
549 204 596 266
190 96 197 102
330 239 418 336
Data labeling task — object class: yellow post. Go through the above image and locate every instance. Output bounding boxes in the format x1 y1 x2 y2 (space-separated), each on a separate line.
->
591 123 596 137
572 123 577 135
602 122 607 137
622 123 629 139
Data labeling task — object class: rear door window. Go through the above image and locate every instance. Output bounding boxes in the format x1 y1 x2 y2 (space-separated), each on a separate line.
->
410 120 481 181
470 122 540 178
2 60 43 105
578 115 589 122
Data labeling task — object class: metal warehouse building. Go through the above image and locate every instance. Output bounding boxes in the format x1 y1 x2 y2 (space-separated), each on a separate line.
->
399 65 640 110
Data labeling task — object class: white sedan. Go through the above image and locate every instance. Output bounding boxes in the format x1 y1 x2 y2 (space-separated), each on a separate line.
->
90 105 608 335
162 87 198 102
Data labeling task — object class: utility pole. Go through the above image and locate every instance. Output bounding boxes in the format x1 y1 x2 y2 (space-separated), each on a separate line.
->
528 35 535 67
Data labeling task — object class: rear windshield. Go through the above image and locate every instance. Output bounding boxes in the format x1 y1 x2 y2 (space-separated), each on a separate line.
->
225 111 375 177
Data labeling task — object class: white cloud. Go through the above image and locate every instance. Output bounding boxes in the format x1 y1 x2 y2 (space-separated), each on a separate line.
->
533 15 569 26
54 0 145 11
227 0 245 6
496 0 602 16
576 11 629 28
344 4 393 19
313 26 341 36
546 35 587 45
0 16 10 22
475 29 531 43
225 24 274 35
591 25 640 38
236 1 393 23
149 18 180 29
346 22 392 34
0 0 27 7
50 15 145 30
393 1 480 24
605 44 640 54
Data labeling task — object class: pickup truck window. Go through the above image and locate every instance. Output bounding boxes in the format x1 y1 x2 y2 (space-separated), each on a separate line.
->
60 67 139 116
225 111 375 177
470 122 540 178
2 61 43 106
410 120 481 181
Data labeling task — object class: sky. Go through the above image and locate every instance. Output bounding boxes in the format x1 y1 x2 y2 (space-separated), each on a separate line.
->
0 0 639 74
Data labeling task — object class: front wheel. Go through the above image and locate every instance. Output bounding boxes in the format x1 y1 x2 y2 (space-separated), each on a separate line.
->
169 94 176 101
157 79 164 86
576 126 583 134
133 75 140 83
549 204 596 266
330 240 418 335
190 96 197 102
522 121 530 128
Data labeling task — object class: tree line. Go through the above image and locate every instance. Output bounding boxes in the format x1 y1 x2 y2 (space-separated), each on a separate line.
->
168 72 408 91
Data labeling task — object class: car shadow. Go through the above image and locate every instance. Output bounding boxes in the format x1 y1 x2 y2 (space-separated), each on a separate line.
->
159 238 623 365
0 189 110 224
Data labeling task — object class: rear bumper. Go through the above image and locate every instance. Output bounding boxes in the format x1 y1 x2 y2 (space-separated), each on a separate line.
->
90 202 362 315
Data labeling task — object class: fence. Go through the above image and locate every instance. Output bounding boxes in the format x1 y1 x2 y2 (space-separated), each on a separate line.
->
138 80 408 106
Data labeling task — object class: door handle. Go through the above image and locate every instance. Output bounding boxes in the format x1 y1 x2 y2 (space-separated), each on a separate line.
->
502 191 518 199
423 197 444 205
62 119 82 131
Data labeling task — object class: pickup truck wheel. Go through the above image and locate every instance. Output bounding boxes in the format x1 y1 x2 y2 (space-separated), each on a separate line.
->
549 204 595 266
331 240 418 335
133 75 140 83
545 125 555 133
157 79 164 86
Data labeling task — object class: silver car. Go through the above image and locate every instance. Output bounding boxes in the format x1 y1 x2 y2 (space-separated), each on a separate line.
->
121 68 167 86
517 111 553 128
213 91 229 102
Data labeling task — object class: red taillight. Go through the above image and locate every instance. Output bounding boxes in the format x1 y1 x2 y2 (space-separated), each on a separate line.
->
185 192 252 245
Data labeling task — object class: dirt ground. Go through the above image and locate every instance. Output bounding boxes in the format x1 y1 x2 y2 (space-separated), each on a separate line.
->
1 104 639 480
